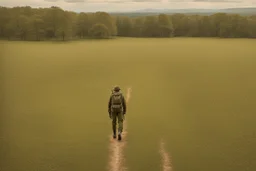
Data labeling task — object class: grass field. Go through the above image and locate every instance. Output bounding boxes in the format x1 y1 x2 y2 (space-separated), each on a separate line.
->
1 38 256 171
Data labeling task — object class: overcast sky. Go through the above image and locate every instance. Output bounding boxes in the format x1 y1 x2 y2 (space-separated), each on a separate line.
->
0 0 255 12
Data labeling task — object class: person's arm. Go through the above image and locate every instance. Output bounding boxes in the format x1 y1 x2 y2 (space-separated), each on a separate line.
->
122 95 127 114
108 95 112 114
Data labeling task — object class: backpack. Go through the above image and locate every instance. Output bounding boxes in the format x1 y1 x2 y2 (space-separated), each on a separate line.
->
111 92 123 112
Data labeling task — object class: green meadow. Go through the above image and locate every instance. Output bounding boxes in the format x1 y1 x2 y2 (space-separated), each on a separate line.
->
1 38 256 171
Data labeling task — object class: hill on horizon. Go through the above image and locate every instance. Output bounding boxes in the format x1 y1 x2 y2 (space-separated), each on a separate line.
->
109 7 256 16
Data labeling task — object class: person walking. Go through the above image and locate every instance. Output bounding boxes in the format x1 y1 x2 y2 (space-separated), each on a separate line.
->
108 86 127 141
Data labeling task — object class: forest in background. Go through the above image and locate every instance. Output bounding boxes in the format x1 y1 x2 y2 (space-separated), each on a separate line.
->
0 6 256 41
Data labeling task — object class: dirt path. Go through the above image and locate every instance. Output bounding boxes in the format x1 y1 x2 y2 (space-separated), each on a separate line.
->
159 138 172 171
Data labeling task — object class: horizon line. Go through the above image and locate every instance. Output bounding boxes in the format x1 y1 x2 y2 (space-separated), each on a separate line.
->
1 5 256 13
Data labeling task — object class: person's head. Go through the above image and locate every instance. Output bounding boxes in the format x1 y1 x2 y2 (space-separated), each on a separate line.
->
113 85 121 92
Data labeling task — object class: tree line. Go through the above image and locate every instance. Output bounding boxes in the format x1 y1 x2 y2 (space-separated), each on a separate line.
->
0 6 255 41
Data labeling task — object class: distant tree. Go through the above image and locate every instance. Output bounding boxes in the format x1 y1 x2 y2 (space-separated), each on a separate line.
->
247 15 256 38
30 14 45 41
4 21 15 40
88 23 110 38
92 12 117 36
16 15 31 40
170 14 187 37
69 11 78 39
55 11 73 41
76 12 91 38
230 14 249 38
0 7 10 38
210 13 229 37
142 16 159 37
116 16 133 36
198 16 213 37
43 6 70 40
158 14 174 37
186 15 200 37
131 17 144 37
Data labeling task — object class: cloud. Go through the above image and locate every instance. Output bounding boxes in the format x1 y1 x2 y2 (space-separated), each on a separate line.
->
45 0 163 3
130 0 162 2
193 0 241 2
64 0 85 2
88 0 130 3
44 0 59 2
85 0 163 2
168 0 192 2
86 0 125 3
44 0 85 2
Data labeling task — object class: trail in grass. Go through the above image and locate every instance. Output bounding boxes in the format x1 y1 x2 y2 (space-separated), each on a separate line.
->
159 138 172 171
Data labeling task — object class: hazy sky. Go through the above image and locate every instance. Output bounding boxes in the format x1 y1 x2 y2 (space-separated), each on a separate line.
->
0 0 255 12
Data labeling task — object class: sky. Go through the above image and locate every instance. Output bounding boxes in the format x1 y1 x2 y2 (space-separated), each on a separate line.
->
0 0 255 12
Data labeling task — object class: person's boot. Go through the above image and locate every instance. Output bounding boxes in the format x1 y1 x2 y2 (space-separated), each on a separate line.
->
113 130 116 139
118 131 122 141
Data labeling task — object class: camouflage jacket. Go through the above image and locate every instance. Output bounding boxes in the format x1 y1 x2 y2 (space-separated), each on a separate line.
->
108 92 127 114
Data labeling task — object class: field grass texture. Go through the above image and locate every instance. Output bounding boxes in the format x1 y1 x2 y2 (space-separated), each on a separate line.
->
1 38 256 171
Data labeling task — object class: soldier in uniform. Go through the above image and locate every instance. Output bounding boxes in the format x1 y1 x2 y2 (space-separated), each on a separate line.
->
108 86 127 141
